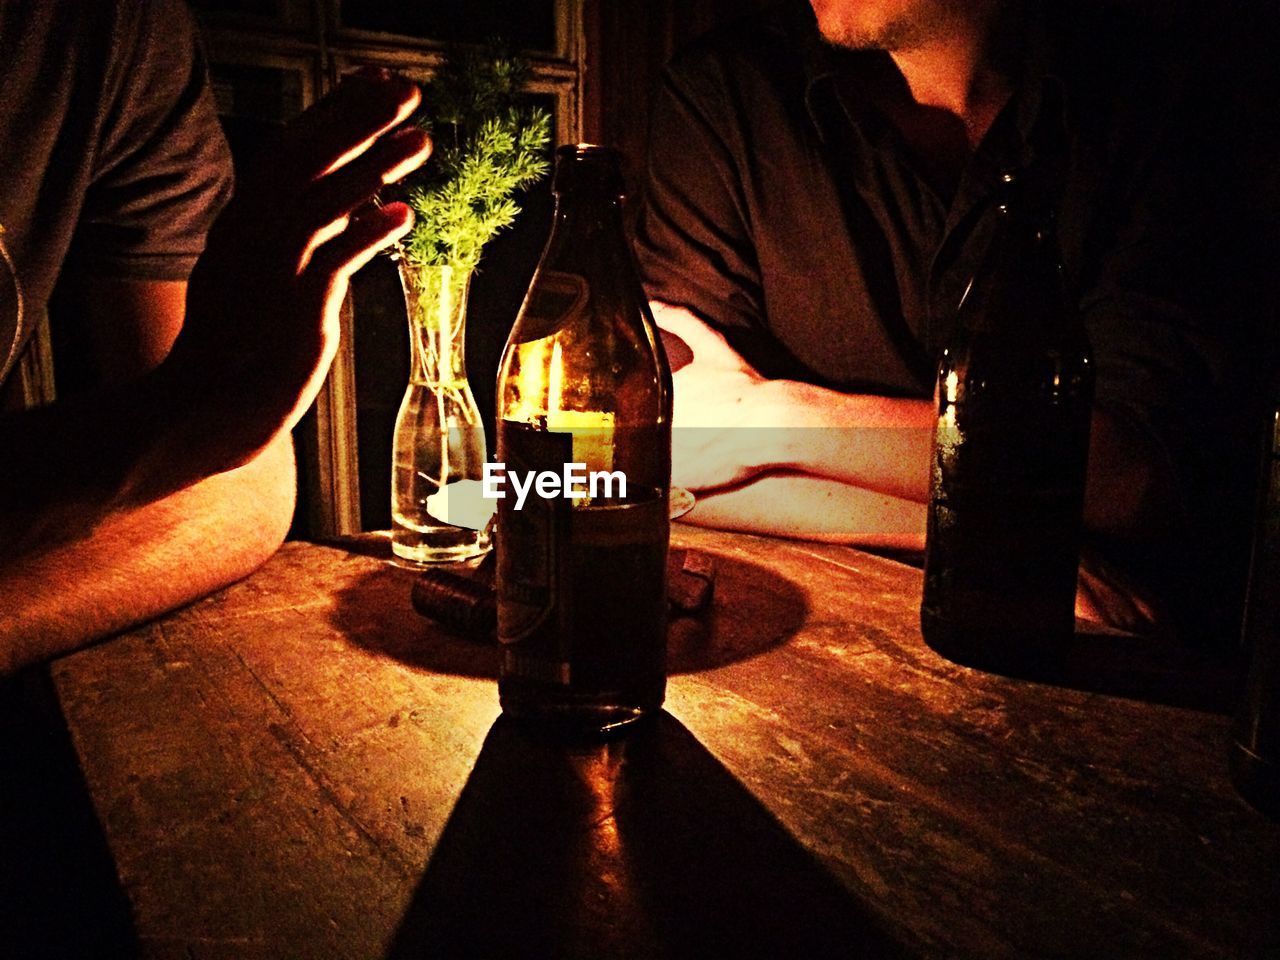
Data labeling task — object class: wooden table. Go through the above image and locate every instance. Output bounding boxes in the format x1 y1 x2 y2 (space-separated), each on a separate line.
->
27 527 1280 958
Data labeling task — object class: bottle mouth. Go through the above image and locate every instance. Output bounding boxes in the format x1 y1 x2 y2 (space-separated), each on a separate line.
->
553 144 625 198
557 143 620 161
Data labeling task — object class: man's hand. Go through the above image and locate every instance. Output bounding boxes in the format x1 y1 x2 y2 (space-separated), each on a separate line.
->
0 70 432 667
1 70 431 561
652 301 935 499
1076 547 1161 634
651 302 775 492
164 68 431 475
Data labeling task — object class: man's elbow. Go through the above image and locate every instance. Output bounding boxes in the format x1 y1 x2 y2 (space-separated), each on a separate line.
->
222 432 296 578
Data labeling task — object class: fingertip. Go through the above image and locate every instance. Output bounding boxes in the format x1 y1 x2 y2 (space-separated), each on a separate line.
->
349 200 413 243
384 200 415 234
351 197 411 226
400 82 423 118
338 208 416 277
382 79 421 129
382 128 433 184
344 67 421 123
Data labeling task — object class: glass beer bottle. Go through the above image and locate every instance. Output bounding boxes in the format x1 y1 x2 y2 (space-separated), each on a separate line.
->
921 178 1093 675
495 144 673 734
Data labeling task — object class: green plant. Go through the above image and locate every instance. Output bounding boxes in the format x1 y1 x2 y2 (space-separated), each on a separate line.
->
399 44 552 274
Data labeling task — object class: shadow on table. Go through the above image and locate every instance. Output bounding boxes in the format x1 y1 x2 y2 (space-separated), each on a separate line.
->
0 668 138 959
328 548 809 679
971 627 1242 714
1060 629 1242 712
385 712 904 960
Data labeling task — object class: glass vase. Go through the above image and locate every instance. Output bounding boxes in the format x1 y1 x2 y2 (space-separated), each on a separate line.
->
390 261 492 564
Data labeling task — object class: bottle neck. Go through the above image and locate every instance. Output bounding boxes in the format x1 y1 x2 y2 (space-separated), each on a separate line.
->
549 188 625 234
539 190 631 271
957 203 1073 337
543 145 632 264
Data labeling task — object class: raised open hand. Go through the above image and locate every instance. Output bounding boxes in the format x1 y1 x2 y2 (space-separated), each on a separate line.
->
650 301 776 492
169 68 431 471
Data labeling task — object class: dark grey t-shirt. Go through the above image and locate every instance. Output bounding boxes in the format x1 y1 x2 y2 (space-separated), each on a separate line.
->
0 0 232 387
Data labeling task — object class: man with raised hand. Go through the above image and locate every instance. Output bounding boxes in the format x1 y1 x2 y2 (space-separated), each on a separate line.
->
0 0 430 669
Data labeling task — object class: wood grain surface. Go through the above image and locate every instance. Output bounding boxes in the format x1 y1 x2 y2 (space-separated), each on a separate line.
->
48 527 1280 959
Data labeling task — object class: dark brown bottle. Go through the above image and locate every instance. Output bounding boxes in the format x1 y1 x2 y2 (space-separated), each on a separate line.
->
1231 385 1280 819
495 145 673 735
921 181 1093 676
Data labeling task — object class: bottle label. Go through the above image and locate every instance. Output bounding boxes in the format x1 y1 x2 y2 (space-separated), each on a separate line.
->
496 420 670 692
497 424 573 659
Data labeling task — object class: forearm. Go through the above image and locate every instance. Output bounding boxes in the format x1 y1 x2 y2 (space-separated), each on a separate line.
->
0 434 295 674
674 378 933 502
720 385 1176 537
1 71 425 558
658 301 1171 548
746 379 935 502
681 472 926 551
655 301 935 501
0 360 279 557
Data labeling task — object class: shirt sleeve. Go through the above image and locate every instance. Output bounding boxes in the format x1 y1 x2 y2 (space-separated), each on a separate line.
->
1079 85 1262 523
634 57 765 334
1077 61 1268 633
72 0 233 281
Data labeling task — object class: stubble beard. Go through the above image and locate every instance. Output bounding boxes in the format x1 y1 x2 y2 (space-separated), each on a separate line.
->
815 1 970 52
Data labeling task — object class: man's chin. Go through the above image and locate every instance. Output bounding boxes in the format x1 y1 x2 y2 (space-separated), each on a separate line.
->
810 0 941 52
815 23 898 51
812 13 907 51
